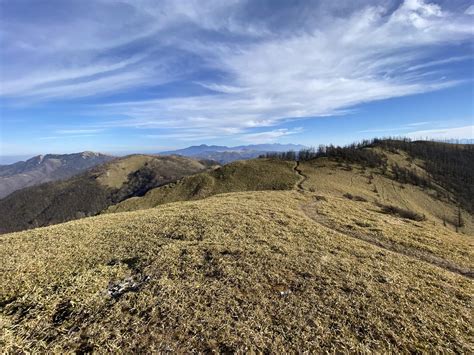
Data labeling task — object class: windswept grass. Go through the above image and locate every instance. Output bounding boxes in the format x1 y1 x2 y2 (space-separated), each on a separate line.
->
1 146 472 352
1 191 472 352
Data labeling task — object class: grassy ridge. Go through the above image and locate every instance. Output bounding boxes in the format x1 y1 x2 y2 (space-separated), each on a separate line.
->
1 191 471 352
106 159 298 213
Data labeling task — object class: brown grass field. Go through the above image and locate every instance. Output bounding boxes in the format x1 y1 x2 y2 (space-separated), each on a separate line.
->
1 150 473 352
105 159 298 213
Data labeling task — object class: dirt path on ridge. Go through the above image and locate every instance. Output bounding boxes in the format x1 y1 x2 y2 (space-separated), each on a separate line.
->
293 161 307 192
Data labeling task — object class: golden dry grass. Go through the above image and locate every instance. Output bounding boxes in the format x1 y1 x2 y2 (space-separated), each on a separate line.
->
96 155 156 188
1 151 473 352
96 154 210 189
1 188 472 352
106 158 298 213
299 154 474 234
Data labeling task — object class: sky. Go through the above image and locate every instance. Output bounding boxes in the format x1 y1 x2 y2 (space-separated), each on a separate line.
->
0 0 473 158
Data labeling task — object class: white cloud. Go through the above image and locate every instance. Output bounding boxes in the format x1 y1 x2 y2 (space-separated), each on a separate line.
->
406 121 431 126
38 134 98 140
96 0 472 139
407 125 474 139
0 55 148 97
1 0 473 141
241 128 304 143
0 0 211 99
56 129 104 134
465 5 474 15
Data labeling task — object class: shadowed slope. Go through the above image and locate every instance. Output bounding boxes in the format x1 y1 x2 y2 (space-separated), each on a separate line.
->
0 152 114 199
0 155 213 233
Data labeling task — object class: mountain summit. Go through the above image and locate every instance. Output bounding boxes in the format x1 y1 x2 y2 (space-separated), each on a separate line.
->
0 152 114 199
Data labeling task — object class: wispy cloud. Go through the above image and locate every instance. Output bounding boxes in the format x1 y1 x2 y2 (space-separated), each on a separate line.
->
96 0 472 139
0 55 149 97
56 129 104 135
241 128 304 143
406 121 431 127
358 121 432 133
1 0 473 142
38 134 99 140
465 5 474 15
407 125 474 139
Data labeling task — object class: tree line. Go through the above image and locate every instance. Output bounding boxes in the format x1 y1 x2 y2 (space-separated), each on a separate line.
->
260 138 386 168
260 137 474 213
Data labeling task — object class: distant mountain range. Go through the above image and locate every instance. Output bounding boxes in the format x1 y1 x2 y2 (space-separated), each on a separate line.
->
0 151 114 199
160 143 307 163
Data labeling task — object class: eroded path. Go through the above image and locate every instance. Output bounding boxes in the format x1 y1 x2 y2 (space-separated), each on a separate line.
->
293 161 307 192
293 161 473 279
302 202 473 279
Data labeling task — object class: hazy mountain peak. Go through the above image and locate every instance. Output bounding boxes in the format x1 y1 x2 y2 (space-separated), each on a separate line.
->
28 155 45 164
0 151 114 199
81 151 107 158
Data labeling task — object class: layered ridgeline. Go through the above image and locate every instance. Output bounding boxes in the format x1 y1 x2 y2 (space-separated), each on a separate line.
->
160 143 307 163
1 140 473 352
0 155 214 233
0 152 114 199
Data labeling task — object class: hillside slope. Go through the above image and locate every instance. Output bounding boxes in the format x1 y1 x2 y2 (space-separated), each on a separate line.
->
374 139 474 213
108 145 473 235
0 152 114 199
0 155 213 233
299 151 474 235
1 190 472 352
106 159 298 213
1 142 472 352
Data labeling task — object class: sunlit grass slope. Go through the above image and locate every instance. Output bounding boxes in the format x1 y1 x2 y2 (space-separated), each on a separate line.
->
106 159 298 213
299 150 474 235
1 190 472 352
1 146 472 352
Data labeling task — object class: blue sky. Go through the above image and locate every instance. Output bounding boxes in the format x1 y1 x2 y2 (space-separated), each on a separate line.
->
0 0 473 157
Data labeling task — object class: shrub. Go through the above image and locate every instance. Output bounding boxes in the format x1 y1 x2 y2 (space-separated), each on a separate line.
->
378 203 426 221
343 193 367 202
